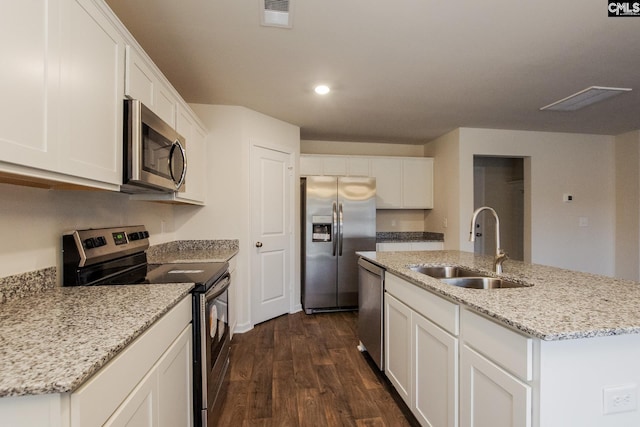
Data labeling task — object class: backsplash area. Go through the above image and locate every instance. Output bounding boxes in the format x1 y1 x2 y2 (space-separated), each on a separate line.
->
0 267 56 304
377 231 444 243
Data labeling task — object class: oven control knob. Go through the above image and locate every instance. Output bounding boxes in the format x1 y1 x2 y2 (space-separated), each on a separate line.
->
95 236 107 247
83 238 95 249
129 232 139 241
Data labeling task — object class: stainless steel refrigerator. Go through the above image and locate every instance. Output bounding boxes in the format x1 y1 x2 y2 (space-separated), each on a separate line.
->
301 176 376 314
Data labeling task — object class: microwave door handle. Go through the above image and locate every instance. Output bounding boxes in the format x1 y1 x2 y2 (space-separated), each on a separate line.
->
169 140 187 189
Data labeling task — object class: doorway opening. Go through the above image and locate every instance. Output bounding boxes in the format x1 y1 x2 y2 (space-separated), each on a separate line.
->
473 156 525 261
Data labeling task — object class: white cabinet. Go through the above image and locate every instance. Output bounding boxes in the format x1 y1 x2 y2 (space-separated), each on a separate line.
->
371 157 433 209
0 295 193 427
460 308 532 427
376 241 444 251
174 103 207 204
300 155 433 208
59 0 124 185
371 157 403 208
414 312 459 427
460 345 531 427
385 273 459 426
299 154 371 177
125 45 178 128
385 293 412 403
0 0 59 173
402 158 434 208
105 325 193 427
0 0 124 190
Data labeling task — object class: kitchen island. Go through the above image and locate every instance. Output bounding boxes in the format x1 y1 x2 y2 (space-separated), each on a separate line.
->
358 250 640 427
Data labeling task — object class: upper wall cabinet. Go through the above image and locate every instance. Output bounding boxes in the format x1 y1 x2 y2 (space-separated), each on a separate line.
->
125 45 178 128
300 154 434 209
300 155 370 177
0 0 125 190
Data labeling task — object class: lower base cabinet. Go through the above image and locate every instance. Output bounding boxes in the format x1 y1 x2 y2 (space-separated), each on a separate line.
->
460 344 531 427
105 325 193 427
0 296 193 427
385 273 459 427
413 312 458 427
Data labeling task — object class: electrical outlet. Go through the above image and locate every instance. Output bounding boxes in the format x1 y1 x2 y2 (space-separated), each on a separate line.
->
443 217 448 228
603 384 638 415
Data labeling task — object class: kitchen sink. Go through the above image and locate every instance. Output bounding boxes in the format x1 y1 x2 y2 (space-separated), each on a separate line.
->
440 277 527 289
409 265 484 278
409 265 531 289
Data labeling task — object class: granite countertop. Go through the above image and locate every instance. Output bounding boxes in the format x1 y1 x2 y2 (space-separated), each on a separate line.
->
147 239 239 264
358 250 640 341
376 231 444 243
0 284 193 397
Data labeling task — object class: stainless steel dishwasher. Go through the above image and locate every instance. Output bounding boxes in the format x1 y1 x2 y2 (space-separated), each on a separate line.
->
357 257 385 370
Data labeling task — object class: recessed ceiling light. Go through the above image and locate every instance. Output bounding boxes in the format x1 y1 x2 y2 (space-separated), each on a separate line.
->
540 86 632 111
314 85 330 95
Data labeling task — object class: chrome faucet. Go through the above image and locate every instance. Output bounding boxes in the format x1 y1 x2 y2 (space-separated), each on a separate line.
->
469 206 508 274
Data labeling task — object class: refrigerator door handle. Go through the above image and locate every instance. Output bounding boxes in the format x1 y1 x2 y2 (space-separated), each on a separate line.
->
332 201 338 256
338 202 344 256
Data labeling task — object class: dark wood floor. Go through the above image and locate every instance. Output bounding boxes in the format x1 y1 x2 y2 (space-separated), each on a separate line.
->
216 311 415 427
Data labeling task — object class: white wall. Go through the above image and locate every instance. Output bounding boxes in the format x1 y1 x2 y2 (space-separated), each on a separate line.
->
423 129 460 249
0 184 176 279
175 104 300 332
614 130 640 281
425 128 616 276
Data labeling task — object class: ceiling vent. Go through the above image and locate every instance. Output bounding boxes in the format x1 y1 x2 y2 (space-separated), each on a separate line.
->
540 86 632 111
261 0 292 28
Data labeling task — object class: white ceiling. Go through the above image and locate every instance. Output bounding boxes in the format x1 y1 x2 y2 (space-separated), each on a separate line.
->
105 0 640 144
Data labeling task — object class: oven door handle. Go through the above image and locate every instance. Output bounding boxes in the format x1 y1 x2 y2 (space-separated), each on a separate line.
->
205 274 231 302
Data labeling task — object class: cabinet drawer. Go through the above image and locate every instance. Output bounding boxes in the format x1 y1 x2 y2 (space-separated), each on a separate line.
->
386 273 459 335
461 308 533 381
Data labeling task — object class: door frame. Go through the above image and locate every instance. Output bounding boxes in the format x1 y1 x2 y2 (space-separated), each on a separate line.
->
248 140 298 327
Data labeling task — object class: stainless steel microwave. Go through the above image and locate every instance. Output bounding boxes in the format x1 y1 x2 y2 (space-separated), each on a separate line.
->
121 99 187 193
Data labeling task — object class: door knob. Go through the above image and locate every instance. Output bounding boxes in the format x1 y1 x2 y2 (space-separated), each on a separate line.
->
255 242 263 248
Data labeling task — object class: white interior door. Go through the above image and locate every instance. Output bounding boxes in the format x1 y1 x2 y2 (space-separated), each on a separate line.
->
251 145 292 325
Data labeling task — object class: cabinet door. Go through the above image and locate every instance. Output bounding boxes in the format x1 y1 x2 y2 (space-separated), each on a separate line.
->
157 326 193 427
0 0 59 170
104 370 157 427
402 158 433 208
347 157 370 176
59 0 124 185
371 158 402 208
299 155 323 176
413 312 458 427
460 345 531 427
155 85 177 128
125 45 154 108
175 104 206 204
384 293 412 404
322 156 347 176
